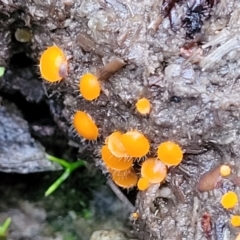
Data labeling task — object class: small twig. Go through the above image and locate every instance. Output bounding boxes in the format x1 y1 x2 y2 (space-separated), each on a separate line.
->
97 57 126 80
107 179 135 212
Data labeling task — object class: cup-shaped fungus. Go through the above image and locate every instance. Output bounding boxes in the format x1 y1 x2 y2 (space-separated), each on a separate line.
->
221 191 238 209
236 233 240 240
157 141 183 166
101 145 133 171
79 73 101 101
105 131 128 158
136 98 151 115
137 177 149 191
231 215 240 227
73 111 99 140
112 168 138 189
40 45 68 82
141 158 167 184
121 130 150 158
220 165 231 177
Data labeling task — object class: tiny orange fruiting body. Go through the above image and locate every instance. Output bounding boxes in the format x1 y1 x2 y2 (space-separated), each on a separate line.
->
73 111 99 140
137 177 149 191
220 165 231 177
106 131 128 158
236 233 240 240
79 73 101 101
157 141 183 166
141 158 167 184
136 98 151 115
221 191 238 209
40 45 68 82
111 168 138 188
121 130 150 158
101 145 133 171
231 215 240 227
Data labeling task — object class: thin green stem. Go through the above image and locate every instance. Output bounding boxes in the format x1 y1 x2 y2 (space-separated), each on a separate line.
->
45 154 85 197
0 218 11 236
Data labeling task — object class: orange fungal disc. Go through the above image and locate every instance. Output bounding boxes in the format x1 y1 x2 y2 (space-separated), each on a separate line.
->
121 130 150 158
73 111 99 140
112 169 138 189
137 177 149 191
236 233 240 240
40 45 68 82
101 145 133 171
106 131 128 158
157 141 183 166
221 191 238 209
136 98 151 115
108 168 131 177
141 158 167 184
79 73 101 101
231 215 240 227
220 165 231 177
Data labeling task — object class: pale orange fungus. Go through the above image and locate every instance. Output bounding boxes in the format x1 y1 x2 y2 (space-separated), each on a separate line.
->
231 215 240 227
40 45 68 82
141 158 167 184
79 73 101 101
106 131 128 158
121 130 150 158
221 191 238 209
136 98 151 115
101 145 133 171
220 165 231 177
73 111 99 140
112 169 138 188
137 177 149 191
157 141 183 166
236 233 240 240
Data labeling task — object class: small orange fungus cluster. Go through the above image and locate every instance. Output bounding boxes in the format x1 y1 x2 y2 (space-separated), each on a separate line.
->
136 98 151 115
40 45 68 82
73 111 99 140
220 164 231 177
99 130 183 190
221 191 238 209
231 215 240 227
79 73 101 101
39 46 185 194
100 130 149 188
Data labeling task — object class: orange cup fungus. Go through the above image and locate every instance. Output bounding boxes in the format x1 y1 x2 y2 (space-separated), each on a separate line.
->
136 98 151 115
220 165 231 177
141 158 167 184
101 145 133 171
105 131 128 158
73 111 99 140
157 141 183 166
236 233 240 240
121 130 150 158
39 45 68 82
221 191 238 209
79 73 101 101
112 168 138 189
231 215 240 227
137 177 149 191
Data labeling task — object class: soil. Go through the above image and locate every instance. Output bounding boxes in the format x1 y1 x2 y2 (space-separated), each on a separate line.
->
1 0 240 239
